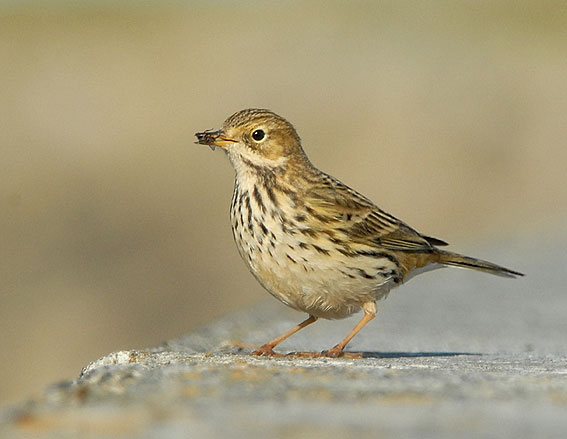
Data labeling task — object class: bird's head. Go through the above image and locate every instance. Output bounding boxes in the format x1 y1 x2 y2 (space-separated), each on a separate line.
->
195 109 308 173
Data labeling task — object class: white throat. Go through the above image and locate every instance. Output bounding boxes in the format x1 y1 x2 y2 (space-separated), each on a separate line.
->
226 148 288 184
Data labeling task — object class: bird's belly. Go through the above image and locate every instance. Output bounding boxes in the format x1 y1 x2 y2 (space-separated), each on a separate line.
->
232 220 395 319
254 261 392 319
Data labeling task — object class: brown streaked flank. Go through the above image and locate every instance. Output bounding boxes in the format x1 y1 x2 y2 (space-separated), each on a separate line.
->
195 108 523 358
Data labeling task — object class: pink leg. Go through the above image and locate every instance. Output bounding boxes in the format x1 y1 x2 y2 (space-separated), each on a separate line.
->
325 302 376 358
251 315 318 356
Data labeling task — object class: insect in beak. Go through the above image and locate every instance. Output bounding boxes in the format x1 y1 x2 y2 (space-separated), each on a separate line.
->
194 129 237 150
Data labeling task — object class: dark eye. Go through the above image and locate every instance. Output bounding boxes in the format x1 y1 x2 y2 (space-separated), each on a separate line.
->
252 129 265 141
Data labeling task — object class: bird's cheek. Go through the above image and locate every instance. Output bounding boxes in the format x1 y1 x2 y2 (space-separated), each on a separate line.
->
259 144 282 161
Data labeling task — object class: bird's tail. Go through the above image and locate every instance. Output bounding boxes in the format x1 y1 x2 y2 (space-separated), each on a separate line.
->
438 251 524 278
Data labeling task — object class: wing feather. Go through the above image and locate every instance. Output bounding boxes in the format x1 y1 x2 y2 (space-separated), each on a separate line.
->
303 173 446 252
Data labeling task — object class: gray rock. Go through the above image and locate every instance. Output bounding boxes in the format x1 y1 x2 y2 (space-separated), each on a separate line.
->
2 244 566 438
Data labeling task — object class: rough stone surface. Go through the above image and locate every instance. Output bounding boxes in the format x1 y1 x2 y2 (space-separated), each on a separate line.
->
1 245 566 438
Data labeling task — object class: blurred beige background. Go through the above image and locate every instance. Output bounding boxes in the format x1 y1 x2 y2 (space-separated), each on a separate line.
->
1 1 566 404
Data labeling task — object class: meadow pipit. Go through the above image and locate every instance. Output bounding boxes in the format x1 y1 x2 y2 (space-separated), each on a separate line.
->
195 109 523 358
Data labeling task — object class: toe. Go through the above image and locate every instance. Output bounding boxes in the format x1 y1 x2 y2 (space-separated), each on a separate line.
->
323 347 344 358
251 344 278 356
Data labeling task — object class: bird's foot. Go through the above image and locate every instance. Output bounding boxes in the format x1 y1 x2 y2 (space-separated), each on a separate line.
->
285 350 362 359
251 348 363 359
323 346 344 358
250 344 284 357
323 344 365 358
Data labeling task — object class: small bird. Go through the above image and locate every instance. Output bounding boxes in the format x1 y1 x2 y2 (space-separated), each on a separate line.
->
195 109 523 358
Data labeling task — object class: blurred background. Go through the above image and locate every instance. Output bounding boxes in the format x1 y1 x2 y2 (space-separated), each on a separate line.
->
1 0 566 404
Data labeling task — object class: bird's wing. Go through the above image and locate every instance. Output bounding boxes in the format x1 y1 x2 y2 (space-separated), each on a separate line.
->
303 172 447 252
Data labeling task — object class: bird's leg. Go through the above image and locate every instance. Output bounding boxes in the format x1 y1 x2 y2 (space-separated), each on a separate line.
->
251 315 318 356
324 302 376 358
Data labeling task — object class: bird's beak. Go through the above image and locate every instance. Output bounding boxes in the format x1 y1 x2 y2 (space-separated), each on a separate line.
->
194 130 237 151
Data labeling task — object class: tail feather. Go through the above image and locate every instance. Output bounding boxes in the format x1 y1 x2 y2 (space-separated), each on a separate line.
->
438 251 524 278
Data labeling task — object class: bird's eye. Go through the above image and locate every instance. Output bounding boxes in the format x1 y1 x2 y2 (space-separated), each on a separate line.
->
252 129 265 141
